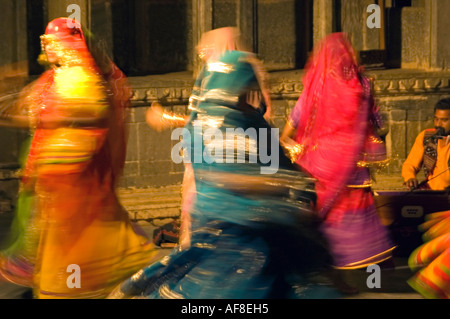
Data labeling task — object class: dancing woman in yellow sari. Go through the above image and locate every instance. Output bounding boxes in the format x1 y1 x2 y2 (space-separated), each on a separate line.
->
408 210 450 299
0 18 158 298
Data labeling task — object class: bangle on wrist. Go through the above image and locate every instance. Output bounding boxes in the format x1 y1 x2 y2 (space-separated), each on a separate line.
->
288 143 305 163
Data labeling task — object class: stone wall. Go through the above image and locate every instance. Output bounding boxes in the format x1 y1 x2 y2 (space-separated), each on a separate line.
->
121 68 450 189
401 0 450 70
1 68 448 221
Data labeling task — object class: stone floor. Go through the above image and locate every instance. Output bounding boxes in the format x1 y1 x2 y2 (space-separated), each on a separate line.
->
117 173 409 223
0 173 435 299
0 237 424 300
0 214 426 300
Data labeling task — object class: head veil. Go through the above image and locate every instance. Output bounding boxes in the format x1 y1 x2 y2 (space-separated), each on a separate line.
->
196 27 271 117
197 27 248 61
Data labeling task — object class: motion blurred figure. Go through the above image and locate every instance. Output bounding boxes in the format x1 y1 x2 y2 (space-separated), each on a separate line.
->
402 98 450 190
280 33 395 273
144 25 274 250
109 27 339 299
408 209 450 298
0 18 158 298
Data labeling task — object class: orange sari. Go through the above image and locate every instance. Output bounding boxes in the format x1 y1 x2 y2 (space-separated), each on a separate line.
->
2 18 158 298
408 210 450 299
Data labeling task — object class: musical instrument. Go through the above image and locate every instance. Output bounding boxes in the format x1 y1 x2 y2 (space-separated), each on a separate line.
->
374 189 450 256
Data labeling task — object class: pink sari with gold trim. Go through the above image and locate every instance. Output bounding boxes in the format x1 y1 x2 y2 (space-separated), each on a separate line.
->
292 33 394 268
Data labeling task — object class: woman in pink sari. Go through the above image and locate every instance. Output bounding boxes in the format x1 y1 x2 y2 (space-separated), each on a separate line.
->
281 33 395 270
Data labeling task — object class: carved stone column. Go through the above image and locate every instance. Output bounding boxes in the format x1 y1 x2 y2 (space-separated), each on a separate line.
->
313 0 335 46
90 0 114 59
340 0 382 51
258 0 300 70
237 0 256 52
340 0 387 68
400 5 427 69
402 0 450 70
428 0 450 70
46 0 89 28
192 0 213 74
0 0 28 85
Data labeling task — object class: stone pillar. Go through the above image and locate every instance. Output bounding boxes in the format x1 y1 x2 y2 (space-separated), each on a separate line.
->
89 0 114 59
313 0 335 46
402 0 450 70
428 0 450 70
385 1 403 68
237 0 256 53
340 0 382 51
192 0 213 75
257 0 298 70
0 0 28 87
46 0 89 28
213 0 237 29
400 6 427 69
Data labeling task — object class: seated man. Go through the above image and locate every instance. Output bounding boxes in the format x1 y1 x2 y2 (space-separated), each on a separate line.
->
402 98 450 190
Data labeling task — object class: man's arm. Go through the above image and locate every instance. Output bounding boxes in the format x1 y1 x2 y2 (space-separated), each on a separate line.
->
402 131 426 189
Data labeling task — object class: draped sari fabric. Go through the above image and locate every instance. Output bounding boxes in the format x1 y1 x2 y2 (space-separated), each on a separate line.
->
294 33 367 217
291 33 394 268
1 18 158 298
108 48 339 299
0 71 54 287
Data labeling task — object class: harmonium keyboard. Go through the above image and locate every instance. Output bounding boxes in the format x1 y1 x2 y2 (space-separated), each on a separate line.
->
373 190 450 257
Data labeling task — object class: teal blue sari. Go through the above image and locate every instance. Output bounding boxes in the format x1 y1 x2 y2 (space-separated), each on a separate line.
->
109 51 340 299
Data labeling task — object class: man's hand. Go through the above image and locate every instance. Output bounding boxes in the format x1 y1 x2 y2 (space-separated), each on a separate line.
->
405 178 419 190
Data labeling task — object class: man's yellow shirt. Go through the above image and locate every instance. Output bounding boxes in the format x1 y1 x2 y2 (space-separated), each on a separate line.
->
402 130 450 190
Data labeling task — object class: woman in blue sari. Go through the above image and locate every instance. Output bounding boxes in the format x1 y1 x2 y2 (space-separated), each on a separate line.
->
109 27 339 299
